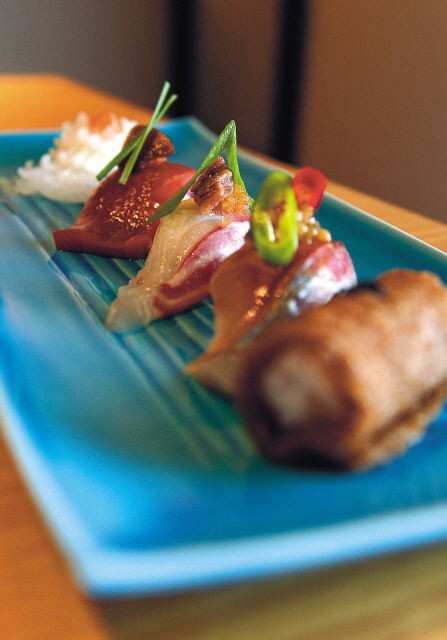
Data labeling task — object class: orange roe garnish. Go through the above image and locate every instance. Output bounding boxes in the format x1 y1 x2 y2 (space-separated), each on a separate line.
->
213 183 251 217
88 112 121 132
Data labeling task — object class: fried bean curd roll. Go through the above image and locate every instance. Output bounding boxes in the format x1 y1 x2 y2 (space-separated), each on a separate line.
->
236 270 447 470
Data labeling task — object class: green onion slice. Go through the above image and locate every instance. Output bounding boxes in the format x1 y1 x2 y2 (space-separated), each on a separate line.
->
95 81 177 184
146 120 251 224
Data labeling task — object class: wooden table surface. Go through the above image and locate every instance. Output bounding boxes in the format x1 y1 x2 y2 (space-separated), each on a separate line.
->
2 73 447 640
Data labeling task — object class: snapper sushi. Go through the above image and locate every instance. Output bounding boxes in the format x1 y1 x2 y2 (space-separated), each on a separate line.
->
106 157 251 331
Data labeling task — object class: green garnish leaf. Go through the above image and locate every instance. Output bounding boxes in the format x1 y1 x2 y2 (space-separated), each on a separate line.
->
95 81 177 184
146 119 250 224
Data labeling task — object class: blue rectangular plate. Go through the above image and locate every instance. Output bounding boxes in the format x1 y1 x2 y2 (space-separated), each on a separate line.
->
1 117 447 598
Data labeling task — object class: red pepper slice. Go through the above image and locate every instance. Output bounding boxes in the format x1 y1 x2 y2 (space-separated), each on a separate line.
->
292 167 327 210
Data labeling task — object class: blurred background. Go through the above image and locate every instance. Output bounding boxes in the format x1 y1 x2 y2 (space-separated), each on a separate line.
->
0 0 446 222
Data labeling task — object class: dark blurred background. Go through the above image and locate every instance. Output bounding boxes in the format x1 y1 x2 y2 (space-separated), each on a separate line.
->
0 0 446 222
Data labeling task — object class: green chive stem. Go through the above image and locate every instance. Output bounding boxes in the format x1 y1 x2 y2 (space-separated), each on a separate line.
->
95 136 139 182
145 120 250 224
119 83 177 185
95 81 177 184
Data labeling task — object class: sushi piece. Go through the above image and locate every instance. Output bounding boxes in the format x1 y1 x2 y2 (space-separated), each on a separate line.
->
187 237 357 396
52 126 196 260
235 269 447 470
106 158 251 332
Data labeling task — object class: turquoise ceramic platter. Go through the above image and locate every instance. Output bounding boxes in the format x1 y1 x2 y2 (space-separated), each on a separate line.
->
1 117 447 597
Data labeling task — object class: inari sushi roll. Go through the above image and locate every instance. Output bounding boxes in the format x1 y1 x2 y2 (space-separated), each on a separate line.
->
236 269 447 470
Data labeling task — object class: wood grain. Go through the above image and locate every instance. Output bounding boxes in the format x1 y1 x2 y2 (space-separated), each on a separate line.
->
0 73 154 131
1 74 447 640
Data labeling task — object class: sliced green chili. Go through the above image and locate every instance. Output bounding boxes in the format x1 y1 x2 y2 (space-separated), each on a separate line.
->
251 171 298 266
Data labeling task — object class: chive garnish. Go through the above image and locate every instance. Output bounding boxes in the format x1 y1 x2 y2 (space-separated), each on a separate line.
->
95 136 139 182
95 81 178 184
146 119 251 224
